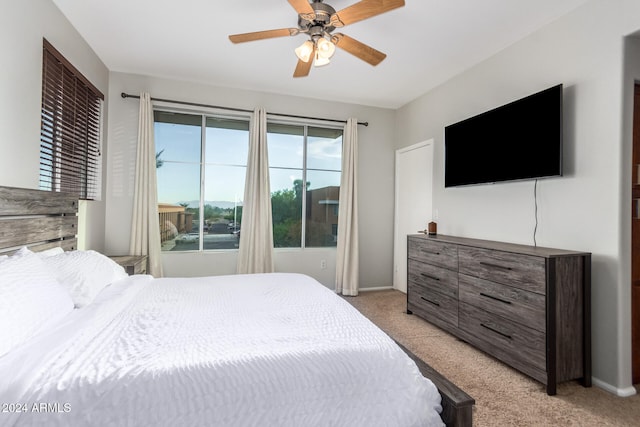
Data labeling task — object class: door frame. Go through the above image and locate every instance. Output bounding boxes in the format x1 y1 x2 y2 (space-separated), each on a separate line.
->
393 139 434 292
632 82 640 385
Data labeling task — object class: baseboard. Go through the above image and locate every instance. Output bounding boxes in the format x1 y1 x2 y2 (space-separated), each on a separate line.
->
592 377 638 397
359 286 394 292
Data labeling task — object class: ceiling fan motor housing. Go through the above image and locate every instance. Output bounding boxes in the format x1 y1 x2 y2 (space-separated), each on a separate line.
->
298 1 336 35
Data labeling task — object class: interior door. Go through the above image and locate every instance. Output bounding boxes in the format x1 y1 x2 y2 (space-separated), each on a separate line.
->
393 140 433 293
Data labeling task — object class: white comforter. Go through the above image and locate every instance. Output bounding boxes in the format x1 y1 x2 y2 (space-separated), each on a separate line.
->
0 273 442 426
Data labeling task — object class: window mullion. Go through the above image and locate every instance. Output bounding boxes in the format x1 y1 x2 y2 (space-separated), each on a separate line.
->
199 114 207 252
301 125 308 249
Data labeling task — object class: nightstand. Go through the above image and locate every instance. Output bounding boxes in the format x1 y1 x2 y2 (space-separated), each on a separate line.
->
108 255 148 275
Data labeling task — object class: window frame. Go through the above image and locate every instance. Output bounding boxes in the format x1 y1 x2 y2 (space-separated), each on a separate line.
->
154 107 251 252
267 120 343 250
154 108 343 253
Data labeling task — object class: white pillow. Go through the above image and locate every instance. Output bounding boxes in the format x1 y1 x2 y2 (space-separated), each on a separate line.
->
0 246 64 266
42 250 128 307
0 253 74 357
37 247 65 258
8 246 64 259
10 246 33 258
0 247 29 266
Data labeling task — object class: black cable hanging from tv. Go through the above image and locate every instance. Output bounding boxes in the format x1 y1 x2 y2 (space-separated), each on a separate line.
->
533 179 538 247
120 92 368 127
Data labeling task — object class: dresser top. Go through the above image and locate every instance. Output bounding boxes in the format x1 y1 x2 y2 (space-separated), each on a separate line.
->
409 233 590 258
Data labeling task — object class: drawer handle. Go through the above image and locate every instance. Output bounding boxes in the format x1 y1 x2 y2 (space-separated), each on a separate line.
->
480 323 512 340
480 261 512 271
420 296 440 307
480 292 512 305
420 273 441 281
421 250 441 255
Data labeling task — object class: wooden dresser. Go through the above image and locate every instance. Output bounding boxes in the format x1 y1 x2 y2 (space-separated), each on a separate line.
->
407 234 591 395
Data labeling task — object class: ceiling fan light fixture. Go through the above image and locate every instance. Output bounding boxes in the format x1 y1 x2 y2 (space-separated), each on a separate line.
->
314 53 330 67
316 37 336 59
295 40 314 62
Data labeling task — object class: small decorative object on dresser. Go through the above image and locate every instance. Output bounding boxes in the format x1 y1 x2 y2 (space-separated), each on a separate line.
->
108 255 148 275
407 233 591 396
428 221 438 235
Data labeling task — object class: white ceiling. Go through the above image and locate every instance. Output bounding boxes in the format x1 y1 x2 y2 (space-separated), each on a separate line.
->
52 0 590 109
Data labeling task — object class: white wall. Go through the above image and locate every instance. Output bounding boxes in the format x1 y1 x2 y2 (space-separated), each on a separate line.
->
395 0 640 395
105 72 396 289
0 0 109 251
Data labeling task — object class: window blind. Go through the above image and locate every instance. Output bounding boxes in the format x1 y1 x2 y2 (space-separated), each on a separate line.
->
40 39 104 200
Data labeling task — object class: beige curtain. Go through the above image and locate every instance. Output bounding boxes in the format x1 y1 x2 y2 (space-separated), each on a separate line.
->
335 118 359 296
236 108 274 274
129 92 163 277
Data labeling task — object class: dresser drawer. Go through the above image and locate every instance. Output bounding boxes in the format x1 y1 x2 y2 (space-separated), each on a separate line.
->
408 237 458 270
408 281 458 327
458 246 545 294
459 274 545 332
408 259 458 299
459 302 545 371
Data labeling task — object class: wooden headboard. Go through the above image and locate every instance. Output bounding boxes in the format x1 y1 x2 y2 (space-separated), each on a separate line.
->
0 186 79 255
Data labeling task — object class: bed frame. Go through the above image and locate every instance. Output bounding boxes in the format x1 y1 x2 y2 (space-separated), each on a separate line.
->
0 185 474 426
0 186 78 255
398 342 475 427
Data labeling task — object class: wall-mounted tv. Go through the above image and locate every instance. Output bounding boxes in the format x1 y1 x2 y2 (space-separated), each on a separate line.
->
444 84 563 188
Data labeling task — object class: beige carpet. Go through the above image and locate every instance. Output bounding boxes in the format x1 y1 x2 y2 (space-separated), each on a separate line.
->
345 289 640 427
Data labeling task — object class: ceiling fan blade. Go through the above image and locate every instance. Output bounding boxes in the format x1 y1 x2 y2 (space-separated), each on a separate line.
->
332 33 386 66
330 0 405 27
229 28 298 43
293 46 315 78
287 0 316 21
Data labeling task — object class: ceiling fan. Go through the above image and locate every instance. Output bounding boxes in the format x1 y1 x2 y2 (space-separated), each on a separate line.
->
228 0 405 77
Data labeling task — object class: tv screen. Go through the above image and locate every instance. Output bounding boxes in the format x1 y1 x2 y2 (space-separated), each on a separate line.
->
444 84 563 188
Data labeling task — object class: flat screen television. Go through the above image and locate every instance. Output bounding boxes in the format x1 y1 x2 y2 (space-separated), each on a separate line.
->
444 84 563 188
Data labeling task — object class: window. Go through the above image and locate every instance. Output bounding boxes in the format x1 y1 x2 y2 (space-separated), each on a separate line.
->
268 123 342 248
40 39 104 200
155 111 249 252
155 111 341 252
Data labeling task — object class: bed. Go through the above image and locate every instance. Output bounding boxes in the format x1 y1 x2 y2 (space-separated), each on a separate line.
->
0 185 474 426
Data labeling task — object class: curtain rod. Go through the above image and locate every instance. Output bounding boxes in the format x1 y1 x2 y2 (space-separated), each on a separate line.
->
120 92 368 127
